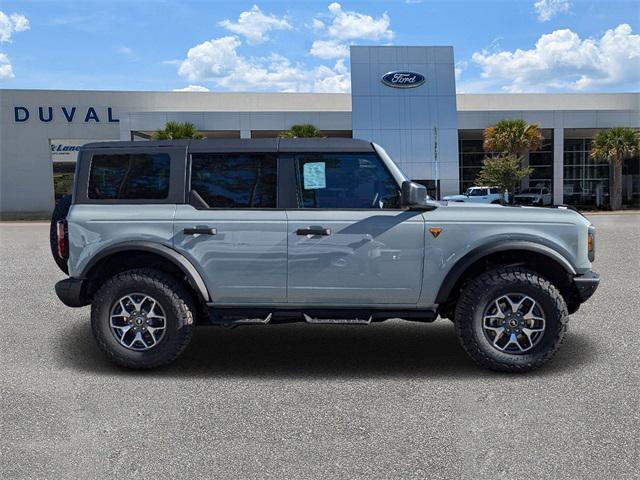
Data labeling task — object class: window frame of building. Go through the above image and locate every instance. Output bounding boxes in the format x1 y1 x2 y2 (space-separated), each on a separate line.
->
458 130 554 195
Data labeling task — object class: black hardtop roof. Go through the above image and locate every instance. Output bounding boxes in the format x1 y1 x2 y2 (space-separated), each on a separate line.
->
81 138 375 153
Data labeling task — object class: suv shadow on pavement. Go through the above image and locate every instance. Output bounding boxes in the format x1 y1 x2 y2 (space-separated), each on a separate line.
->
55 319 595 380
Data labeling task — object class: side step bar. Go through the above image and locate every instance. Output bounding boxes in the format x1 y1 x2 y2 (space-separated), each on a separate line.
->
303 314 372 325
205 307 437 327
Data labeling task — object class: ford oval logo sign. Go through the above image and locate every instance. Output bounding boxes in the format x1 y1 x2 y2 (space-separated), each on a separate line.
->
381 71 426 89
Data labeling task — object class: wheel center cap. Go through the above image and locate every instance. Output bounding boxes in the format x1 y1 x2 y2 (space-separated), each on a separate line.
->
508 318 519 328
134 316 145 326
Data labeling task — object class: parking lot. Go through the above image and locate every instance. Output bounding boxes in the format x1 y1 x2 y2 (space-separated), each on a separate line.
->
0 214 638 479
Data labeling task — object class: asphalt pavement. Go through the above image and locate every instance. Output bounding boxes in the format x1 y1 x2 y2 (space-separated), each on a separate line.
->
1 215 638 479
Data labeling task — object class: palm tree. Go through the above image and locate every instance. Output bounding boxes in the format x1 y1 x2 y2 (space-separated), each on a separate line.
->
279 124 323 138
590 127 640 210
152 121 204 140
483 119 544 158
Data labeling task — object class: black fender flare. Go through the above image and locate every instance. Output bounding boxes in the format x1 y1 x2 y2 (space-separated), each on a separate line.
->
434 240 577 304
80 241 210 302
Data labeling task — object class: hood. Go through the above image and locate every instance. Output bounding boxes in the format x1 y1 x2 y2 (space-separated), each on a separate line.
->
433 202 590 227
442 194 468 201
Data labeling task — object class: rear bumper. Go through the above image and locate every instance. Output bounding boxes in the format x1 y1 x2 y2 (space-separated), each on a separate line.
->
573 271 600 303
55 277 89 307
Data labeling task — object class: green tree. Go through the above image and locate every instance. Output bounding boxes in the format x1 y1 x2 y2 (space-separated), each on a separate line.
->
590 127 640 210
483 119 544 158
279 124 323 138
152 121 204 140
476 156 533 205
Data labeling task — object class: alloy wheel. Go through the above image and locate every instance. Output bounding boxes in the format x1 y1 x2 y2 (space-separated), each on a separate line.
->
109 293 167 351
482 293 546 354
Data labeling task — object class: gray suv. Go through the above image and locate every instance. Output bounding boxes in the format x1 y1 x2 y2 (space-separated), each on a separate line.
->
52 138 599 372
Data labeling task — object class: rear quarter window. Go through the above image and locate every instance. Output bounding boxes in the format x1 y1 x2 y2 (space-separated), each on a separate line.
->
190 153 277 208
88 153 170 200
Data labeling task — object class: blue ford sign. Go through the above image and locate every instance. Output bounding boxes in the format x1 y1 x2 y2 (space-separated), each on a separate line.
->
381 71 426 89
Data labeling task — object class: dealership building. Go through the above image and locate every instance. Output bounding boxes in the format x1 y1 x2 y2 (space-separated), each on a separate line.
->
1 45 638 218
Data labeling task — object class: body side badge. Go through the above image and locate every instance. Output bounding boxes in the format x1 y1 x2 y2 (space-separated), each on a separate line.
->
429 227 442 238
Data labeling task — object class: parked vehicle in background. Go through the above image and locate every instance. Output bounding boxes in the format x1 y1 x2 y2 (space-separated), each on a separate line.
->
443 186 506 204
515 187 553 206
52 138 599 373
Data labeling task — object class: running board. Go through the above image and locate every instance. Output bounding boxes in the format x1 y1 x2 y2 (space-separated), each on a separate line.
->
303 314 373 325
203 307 437 327
218 313 272 328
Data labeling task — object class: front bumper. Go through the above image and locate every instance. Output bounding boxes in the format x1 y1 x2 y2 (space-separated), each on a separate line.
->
573 271 600 303
55 277 89 307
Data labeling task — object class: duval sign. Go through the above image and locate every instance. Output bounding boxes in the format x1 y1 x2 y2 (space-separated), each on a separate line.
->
381 71 426 89
14 106 119 123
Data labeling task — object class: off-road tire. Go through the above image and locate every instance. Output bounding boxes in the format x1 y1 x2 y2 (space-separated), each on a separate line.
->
49 194 72 274
91 268 196 369
454 267 568 373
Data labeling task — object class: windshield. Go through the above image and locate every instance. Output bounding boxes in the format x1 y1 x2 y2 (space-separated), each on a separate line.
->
465 188 486 196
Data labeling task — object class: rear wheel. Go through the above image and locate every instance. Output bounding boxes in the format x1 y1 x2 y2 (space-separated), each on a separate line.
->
454 267 568 373
91 268 196 369
49 195 72 274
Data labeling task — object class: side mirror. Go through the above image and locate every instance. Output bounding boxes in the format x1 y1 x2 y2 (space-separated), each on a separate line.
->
401 181 428 208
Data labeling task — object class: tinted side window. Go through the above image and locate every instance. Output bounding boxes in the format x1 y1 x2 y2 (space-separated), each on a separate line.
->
489 188 499 194
294 153 401 209
191 153 277 208
88 153 170 200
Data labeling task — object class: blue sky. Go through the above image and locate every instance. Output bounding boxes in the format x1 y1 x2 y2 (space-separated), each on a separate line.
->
0 0 638 93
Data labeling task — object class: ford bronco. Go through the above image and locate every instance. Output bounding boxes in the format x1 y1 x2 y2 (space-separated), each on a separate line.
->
52 138 599 372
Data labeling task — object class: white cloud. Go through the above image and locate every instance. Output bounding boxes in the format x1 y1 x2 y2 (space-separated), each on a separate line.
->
219 5 291 45
0 52 14 79
471 24 640 92
311 18 325 31
310 39 349 60
0 11 29 43
177 35 350 93
173 85 210 92
308 3 393 59
533 0 571 22
178 36 243 82
454 60 468 81
118 46 133 56
324 2 393 41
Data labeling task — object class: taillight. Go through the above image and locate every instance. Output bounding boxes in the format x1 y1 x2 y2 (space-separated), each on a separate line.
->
56 220 68 259
587 229 595 262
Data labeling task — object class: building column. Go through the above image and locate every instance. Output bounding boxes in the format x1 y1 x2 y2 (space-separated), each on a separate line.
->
553 127 564 205
521 152 530 189
240 129 251 139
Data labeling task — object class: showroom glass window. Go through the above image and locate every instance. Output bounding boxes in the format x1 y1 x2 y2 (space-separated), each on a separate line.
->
190 153 277 208
528 133 553 191
88 153 170 200
458 130 553 194
564 137 640 208
293 153 401 209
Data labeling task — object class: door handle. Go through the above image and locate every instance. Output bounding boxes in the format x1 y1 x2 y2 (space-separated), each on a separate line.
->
296 227 331 236
184 227 217 235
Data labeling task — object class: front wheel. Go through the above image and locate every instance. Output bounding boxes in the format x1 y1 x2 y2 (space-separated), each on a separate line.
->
91 268 196 369
454 267 568 373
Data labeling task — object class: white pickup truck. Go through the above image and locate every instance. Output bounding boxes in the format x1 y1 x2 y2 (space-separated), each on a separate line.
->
443 186 507 204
